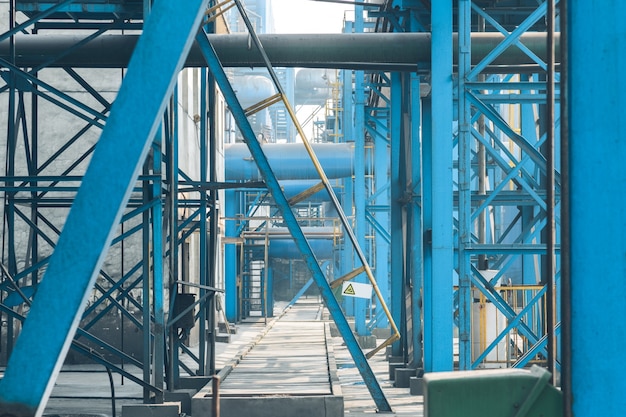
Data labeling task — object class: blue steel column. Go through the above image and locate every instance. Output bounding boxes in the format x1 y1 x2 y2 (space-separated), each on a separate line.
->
225 189 238 322
353 4 368 336
424 0 454 372
199 68 209 375
409 74 422 367
569 2 626 415
0 2 209 414
390 72 404 356
152 128 165 400
457 0 472 370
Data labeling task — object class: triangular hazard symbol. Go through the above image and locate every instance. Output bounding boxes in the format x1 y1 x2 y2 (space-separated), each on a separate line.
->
343 284 356 295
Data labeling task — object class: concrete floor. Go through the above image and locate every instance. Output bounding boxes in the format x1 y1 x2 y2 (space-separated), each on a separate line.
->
37 298 423 416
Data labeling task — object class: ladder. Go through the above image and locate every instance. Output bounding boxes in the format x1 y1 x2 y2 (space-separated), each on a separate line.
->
200 0 397 411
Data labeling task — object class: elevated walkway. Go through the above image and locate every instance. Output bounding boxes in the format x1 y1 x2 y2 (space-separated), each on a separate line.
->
192 299 343 417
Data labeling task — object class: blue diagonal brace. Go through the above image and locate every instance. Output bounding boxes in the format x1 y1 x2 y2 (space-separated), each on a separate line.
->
195 30 393 413
0 1 209 415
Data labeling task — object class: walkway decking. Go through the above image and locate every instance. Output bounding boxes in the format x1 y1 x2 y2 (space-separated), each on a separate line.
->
192 299 343 417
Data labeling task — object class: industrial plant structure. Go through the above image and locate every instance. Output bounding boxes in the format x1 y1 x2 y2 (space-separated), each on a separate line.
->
0 1 620 416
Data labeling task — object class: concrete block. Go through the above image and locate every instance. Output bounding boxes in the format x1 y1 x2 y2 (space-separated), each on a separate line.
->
192 395 344 417
216 333 231 343
357 334 377 349
164 389 196 414
218 322 237 334
387 355 404 363
388 362 405 381
410 376 424 396
394 368 416 388
122 402 180 417
177 375 211 390
371 327 390 339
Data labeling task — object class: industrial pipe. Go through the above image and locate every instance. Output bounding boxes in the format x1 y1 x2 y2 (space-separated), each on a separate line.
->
0 32 560 70
225 143 354 181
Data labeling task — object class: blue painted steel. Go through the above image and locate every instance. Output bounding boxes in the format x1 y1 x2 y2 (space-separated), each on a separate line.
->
425 0 454 372
421 97 433 370
152 134 165 399
457 0 472 371
224 143 355 181
354 66 368 336
409 74 422 367
0 2 209 414
225 189 238 322
569 2 626 415
195 31 392 412
390 72 403 356
199 67 209 375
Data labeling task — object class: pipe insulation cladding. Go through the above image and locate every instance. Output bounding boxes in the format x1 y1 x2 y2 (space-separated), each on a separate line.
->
0 32 560 70
225 143 355 181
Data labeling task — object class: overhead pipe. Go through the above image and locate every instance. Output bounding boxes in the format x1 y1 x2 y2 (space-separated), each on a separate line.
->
0 32 559 70
225 143 356 181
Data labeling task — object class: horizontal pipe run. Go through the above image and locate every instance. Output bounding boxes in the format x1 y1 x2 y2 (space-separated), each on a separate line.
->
0 32 559 70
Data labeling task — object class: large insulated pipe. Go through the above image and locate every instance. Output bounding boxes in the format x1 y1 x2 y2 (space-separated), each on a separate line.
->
0 32 559 70
225 143 354 181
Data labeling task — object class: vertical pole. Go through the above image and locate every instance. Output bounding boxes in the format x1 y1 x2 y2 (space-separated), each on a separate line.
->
390 72 404 356
199 68 208 375
421 97 433 371
409 74 422 367
208 68 218 375
142 159 152 402
569 1 626 416
457 0 472 370
426 0 454 372
152 127 165 401
225 190 238 322
545 0 557 384
353 5 368 336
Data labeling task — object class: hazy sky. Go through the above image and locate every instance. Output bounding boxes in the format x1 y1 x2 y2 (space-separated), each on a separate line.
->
270 0 351 33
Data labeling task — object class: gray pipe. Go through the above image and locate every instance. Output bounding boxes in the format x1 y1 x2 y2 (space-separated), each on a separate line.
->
0 32 559 70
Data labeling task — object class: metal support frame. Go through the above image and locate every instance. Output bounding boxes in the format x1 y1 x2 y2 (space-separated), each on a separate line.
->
0 1 209 414
454 0 561 371
195 14 393 409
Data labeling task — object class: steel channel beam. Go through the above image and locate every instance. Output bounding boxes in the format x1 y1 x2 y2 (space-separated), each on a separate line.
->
0 32 560 69
0 1 209 415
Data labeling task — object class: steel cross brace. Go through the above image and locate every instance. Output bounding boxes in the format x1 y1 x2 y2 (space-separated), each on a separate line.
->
0 1 209 415
195 30 393 413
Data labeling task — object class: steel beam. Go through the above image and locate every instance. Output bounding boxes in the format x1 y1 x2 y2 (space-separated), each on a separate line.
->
424 0 454 373
0 32 560 69
0 1 209 415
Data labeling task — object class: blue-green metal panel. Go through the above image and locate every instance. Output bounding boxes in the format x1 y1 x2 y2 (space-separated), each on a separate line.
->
195 30 392 412
569 2 626 415
0 2 209 414
424 0 454 372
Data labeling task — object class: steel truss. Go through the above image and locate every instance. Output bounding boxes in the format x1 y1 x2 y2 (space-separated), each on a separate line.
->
456 0 561 371
0 1 220 414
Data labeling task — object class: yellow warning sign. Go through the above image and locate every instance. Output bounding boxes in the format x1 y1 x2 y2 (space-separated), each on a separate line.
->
343 284 356 295
341 281 372 299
